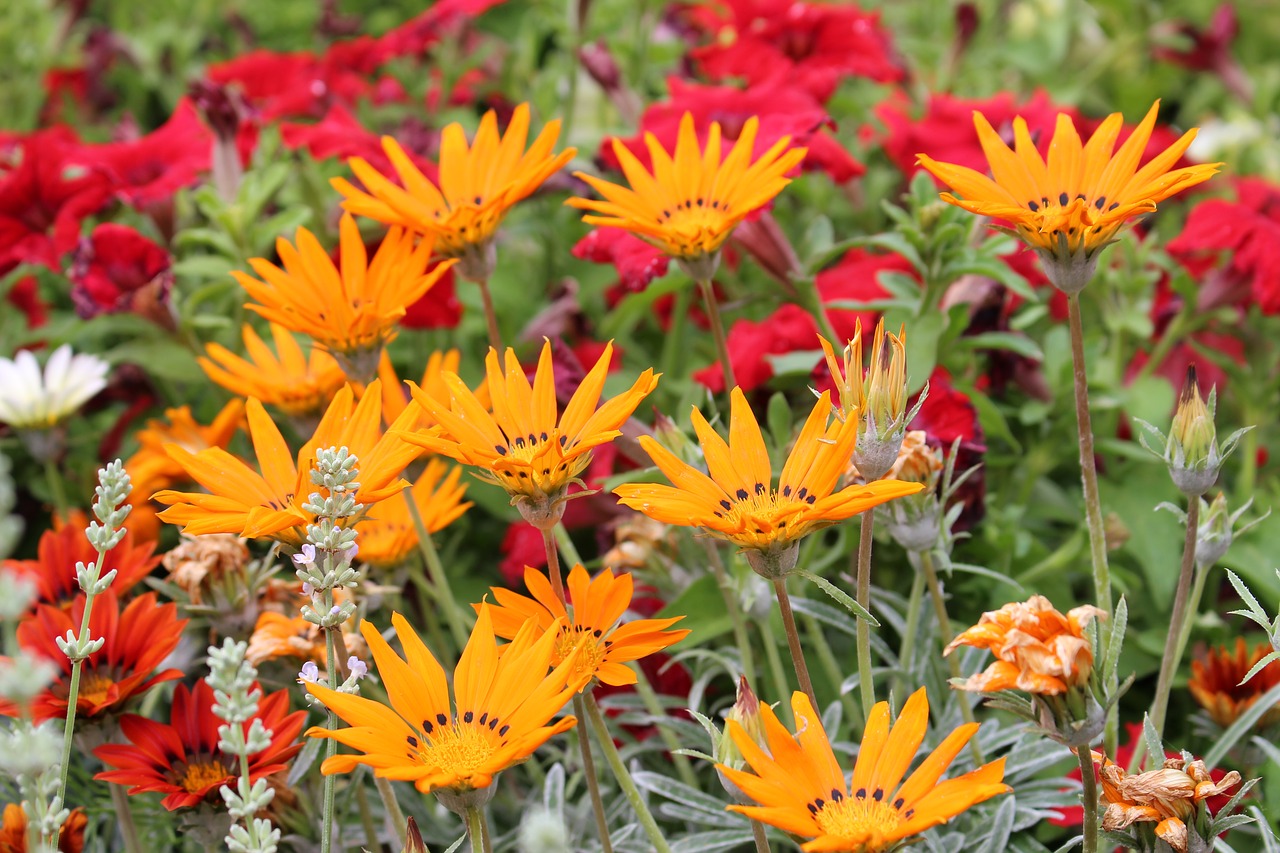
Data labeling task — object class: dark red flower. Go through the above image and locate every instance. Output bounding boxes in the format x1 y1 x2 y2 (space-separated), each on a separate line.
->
401 263 463 329
0 128 111 270
205 49 375 121
80 100 211 207
600 77 863 183
279 104 435 176
68 223 173 322
94 679 305 811
682 0 905 102
4 272 47 328
573 227 670 294
909 367 986 527
374 0 510 61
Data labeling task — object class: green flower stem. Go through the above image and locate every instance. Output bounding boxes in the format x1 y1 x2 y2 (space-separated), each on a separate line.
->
629 662 698 787
320 587 339 853
465 804 491 853
1149 496 1201 747
1066 292 1116 752
795 276 840 345
703 540 756 686
406 493 472 650
108 783 144 853
896 568 927 697
803 611 861 728
42 457 69 519
854 512 877 717
55 540 108 808
1173 561 1210 674
920 550 982 764
374 776 408 848
1239 401 1260 499
697 277 737 391
659 286 693 383
541 527 568 606
771 576 819 713
475 276 504 353
584 692 674 853
574 693 615 853
761 619 791 724
751 820 770 853
1076 744 1099 853
355 780 380 852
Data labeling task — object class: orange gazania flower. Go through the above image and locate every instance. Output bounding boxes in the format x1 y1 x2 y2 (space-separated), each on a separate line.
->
567 113 807 272
917 102 1221 291
357 460 471 569
153 381 421 547
1093 753 1241 853
1189 638 1280 729
613 387 923 566
198 324 346 419
333 103 576 278
0 591 186 723
245 593 364 667
94 678 305 811
0 804 86 853
485 564 690 687
399 340 658 519
944 595 1106 695
717 688 1009 852
374 348 463 426
305 607 588 794
232 214 454 379
3 511 160 610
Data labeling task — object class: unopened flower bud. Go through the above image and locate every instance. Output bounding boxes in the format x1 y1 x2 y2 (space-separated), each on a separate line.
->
402 817 430 853
716 676 766 802
883 432 944 552
1168 366 1217 494
731 212 802 291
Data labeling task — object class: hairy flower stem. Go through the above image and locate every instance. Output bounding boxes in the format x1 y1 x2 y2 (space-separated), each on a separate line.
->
541 527 568 606
406 494 471 650
355 782 379 852
1173 562 1210 675
1066 293 1115 750
574 693 615 853
751 820 770 853
920 550 982 764
464 805 491 853
109 783 144 853
772 576 819 713
475 277 504 353
896 569 927 698
1076 744 1099 853
761 620 792 724
374 777 408 848
697 278 737 391
43 457 69 519
1148 497 1201 754
55 544 107 807
855 512 876 717
584 692 674 853
703 541 756 685
320 589 339 853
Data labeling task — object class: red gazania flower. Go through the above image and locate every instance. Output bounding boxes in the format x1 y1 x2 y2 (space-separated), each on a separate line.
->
2 511 160 611
68 223 173 322
600 77 863 184
0 591 186 723
0 128 111 270
0 803 86 853
94 678 305 811
81 99 211 207
682 0 905 102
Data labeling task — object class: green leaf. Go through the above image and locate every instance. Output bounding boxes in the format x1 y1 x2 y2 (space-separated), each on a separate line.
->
793 569 879 626
955 331 1044 361
654 574 734 646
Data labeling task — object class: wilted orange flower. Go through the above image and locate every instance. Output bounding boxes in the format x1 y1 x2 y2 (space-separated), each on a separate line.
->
198 324 346 419
154 381 421 547
1189 638 1280 729
945 595 1105 695
1093 753 1241 852
245 591 364 666
485 564 689 688
717 688 1009 852
0 804 86 853
161 533 250 605
357 459 471 568
334 103 576 279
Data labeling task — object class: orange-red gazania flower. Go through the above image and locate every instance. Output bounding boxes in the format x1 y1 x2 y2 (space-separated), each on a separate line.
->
94 678 305 811
944 595 1105 695
567 112 807 270
1093 752 1241 852
1188 638 1280 729
333 103 576 277
484 564 690 687
374 348 463 426
198 324 346 419
0 591 186 723
917 101 1221 291
3 510 160 610
153 381 422 547
304 607 589 794
357 459 471 569
0 804 86 853
717 688 1009 852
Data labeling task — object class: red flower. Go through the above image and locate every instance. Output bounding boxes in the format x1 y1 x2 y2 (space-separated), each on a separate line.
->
1 591 186 723
572 227 670 295
600 77 863 184
205 50 377 121
909 367 986 528
1168 177 1280 314
682 0 905 102
280 104 436 176
0 128 111 270
373 0 510 61
3 272 48 328
68 223 173 322
1153 3 1240 72
81 100 211 207
94 679 305 811
401 263 463 329
2 511 160 611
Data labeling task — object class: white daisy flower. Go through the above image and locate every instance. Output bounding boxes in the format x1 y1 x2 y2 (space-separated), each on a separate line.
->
0 345 110 430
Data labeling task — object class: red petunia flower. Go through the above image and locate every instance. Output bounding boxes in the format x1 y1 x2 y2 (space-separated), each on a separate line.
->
572 227 670 295
68 223 173 322
206 49 377 121
1 591 186 723
373 0 510 61
94 678 305 811
81 100 211 207
2 510 160 611
908 367 986 528
682 0 905 102
0 128 112 270
280 104 436 177
3 272 48 328
600 77 863 184
401 263 463 329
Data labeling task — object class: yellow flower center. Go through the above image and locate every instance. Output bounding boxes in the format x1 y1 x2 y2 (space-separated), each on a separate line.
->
490 432 589 499
412 720 501 781
77 670 115 708
179 759 230 793
713 484 817 546
654 199 736 259
810 787 908 850
553 625 608 682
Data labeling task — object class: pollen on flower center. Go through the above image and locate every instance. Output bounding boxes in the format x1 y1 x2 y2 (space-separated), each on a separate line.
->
177 759 230 793
553 625 608 678
716 486 814 532
417 720 501 779
812 788 906 844
77 670 116 706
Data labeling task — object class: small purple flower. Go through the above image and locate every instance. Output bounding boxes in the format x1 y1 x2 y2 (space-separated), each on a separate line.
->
302 582 315 596
347 656 368 680
292 543 317 566
298 661 321 685
343 542 360 564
